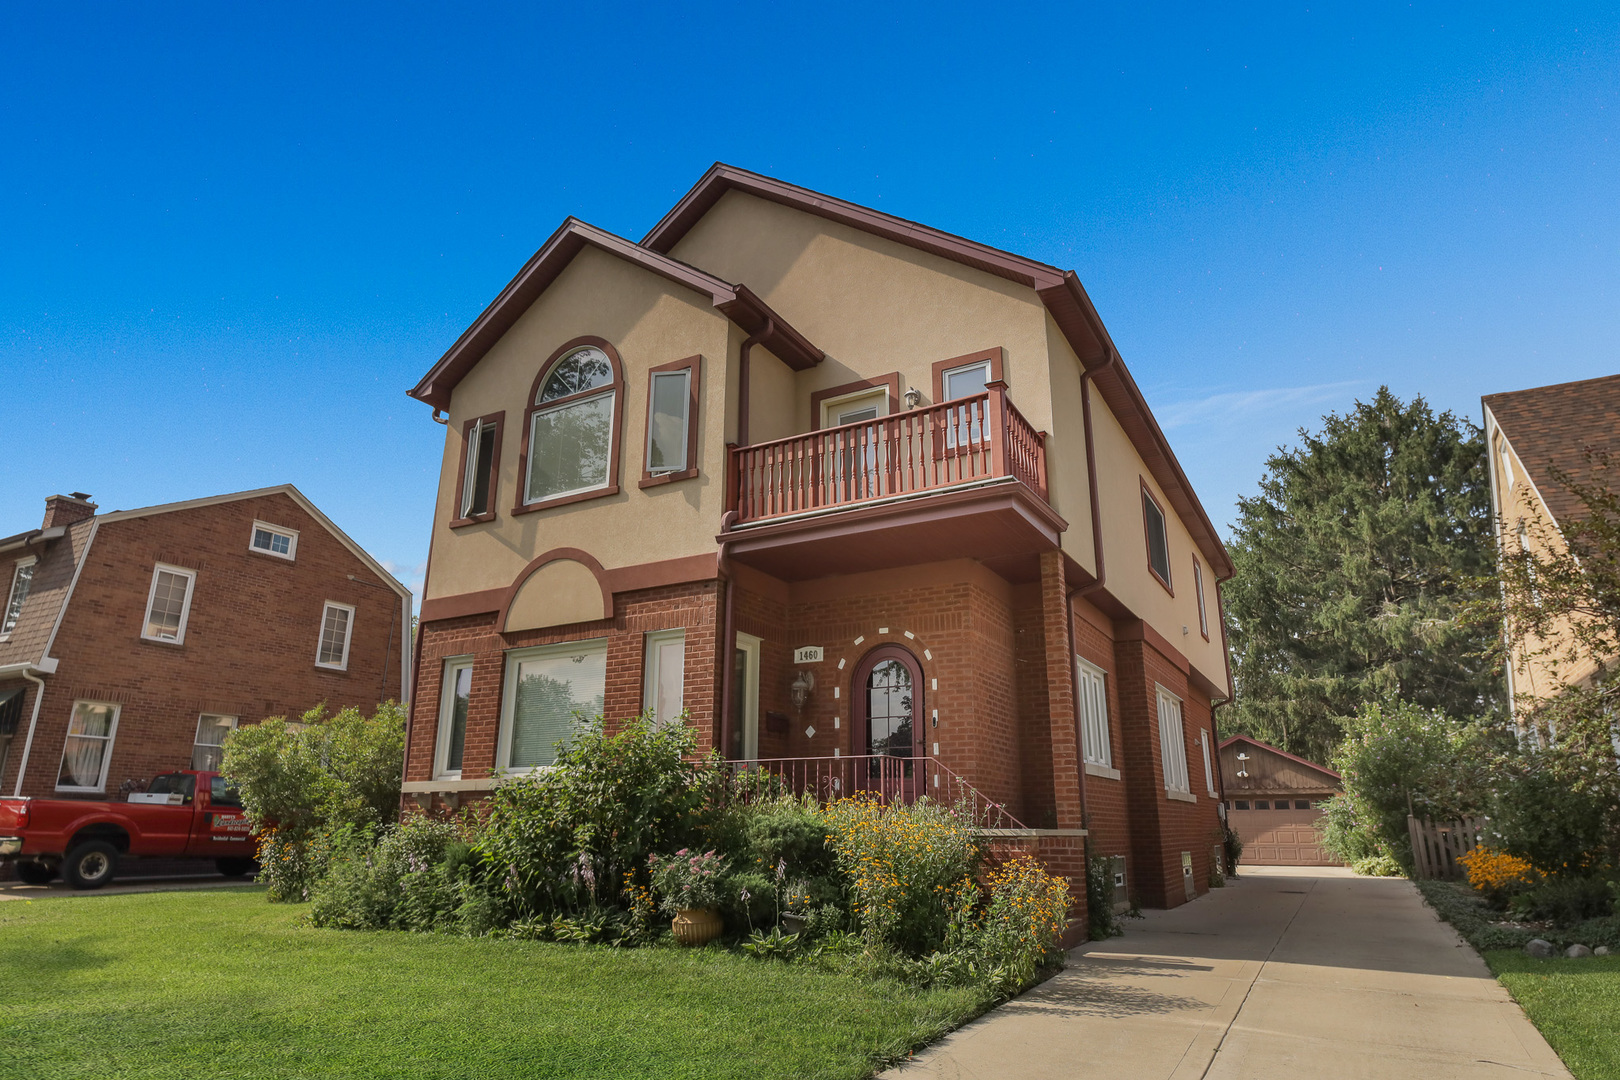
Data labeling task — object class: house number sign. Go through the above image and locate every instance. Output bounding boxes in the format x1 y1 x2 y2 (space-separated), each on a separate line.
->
793 646 824 664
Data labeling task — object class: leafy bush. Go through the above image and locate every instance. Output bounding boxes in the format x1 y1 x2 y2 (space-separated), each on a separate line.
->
1509 875 1615 928
972 854 1070 992
1489 758 1614 875
823 795 982 956
309 816 468 931
1085 853 1122 940
1418 879 1620 952
1349 853 1404 877
707 794 842 932
223 703 407 902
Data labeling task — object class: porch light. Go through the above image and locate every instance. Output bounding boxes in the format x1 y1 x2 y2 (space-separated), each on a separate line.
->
904 386 921 410
791 670 816 711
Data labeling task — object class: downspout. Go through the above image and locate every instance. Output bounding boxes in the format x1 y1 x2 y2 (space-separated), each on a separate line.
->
12 669 47 797
1074 349 1118 602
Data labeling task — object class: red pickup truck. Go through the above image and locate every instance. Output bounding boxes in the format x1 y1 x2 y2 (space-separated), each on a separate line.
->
0 770 259 889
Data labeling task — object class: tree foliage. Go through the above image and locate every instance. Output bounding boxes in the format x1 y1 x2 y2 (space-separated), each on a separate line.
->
1224 387 1501 761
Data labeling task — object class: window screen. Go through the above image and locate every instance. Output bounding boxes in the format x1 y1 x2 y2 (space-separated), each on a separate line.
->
647 371 691 474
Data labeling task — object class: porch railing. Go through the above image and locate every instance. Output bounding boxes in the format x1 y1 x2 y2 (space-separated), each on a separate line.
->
714 754 1029 830
729 384 1049 526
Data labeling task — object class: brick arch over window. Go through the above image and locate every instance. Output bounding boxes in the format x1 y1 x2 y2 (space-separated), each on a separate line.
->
513 336 626 515
499 547 614 633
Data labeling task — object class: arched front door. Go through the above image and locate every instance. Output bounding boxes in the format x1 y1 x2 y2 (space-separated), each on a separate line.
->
852 645 925 802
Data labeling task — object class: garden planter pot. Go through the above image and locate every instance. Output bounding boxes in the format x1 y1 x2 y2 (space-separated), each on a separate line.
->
780 912 808 936
671 908 722 946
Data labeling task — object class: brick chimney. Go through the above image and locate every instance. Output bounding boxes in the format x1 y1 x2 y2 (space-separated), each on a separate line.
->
43 492 97 529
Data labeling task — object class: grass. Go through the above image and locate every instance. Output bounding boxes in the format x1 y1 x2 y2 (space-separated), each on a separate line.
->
0 887 992 1080
1487 951 1620 1080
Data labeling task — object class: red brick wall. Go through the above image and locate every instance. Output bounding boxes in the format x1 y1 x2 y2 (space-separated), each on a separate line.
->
1073 600 1132 870
5 492 406 799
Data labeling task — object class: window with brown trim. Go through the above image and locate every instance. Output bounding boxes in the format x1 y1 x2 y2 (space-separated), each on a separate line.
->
1141 481 1173 593
810 374 901 430
451 411 503 526
514 337 625 514
1193 557 1209 640
930 347 1004 403
640 355 701 488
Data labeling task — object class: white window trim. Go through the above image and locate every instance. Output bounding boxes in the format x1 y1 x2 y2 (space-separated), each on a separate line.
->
192 713 238 771
461 419 498 517
735 631 762 760
940 359 993 400
1156 684 1192 796
1193 560 1208 638
646 370 692 475
643 628 687 723
1076 656 1112 768
141 563 198 645
525 388 616 505
434 656 474 780
1 555 37 640
56 700 121 794
248 519 299 561
820 387 890 429
1200 728 1217 796
315 601 356 671
497 637 608 775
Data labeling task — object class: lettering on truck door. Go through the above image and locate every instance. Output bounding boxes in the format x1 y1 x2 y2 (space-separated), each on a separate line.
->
189 775 253 856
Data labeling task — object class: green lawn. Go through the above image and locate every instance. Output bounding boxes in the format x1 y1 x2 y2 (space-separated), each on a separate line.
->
1489 950 1620 1080
0 888 990 1080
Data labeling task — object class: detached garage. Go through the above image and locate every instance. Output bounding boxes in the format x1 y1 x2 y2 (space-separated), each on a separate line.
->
1219 735 1343 866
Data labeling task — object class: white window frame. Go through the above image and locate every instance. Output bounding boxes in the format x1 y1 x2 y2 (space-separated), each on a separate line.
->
820 387 890 429
192 713 238 771
1156 685 1192 797
315 601 355 671
734 631 762 760
1193 559 1208 638
498 637 608 774
939 358 993 401
525 388 616 505
142 563 198 645
2 556 37 639
646 369 692 475
435 656 474 780
1500 440 1516 491
1076 657 1112 770
1200 728 1217 796
56 700 121 794
248 520 299 561
643 628 687 724
461 418 498 517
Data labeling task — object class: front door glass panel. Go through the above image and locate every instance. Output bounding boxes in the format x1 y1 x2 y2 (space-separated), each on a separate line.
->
865 659 915 777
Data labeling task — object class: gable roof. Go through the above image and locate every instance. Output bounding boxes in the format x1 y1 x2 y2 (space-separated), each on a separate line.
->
1484 374 1620 529
1219 734 1342 783
409 218 823 410
643 164 1234 579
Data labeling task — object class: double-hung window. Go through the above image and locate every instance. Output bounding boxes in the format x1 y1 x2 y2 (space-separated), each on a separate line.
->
143 564 197 644
1076 657 1112 769
435 658 473 778
3 557 36 637
316 601 355 670
500 639 607 771
643 629 686 724
643 358 699 484
57 700 120 792
523 344 619 507
1142 485 1173 591
1156 686 1191 796
249 521 298 560
192 714 238 771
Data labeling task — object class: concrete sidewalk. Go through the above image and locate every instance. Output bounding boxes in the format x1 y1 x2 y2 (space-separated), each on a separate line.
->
887 866 1570 1079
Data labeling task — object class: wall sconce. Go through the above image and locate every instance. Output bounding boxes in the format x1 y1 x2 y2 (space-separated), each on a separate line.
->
790 670 816 711
903 386 921 410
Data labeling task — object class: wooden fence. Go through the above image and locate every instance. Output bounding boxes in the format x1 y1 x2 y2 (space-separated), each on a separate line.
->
1406 816 1487 880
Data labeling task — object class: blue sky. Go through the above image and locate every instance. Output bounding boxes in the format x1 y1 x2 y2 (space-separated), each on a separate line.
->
3 2 1616 603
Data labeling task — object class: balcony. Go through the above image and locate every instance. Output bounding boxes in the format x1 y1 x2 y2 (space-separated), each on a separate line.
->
723 383 1067 581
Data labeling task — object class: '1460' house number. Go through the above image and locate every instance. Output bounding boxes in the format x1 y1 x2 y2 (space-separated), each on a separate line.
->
793 646 824 664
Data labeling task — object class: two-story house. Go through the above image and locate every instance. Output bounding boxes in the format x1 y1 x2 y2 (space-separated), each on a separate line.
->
0 486 412 802
1484 374 1620 737
403 165 1233 912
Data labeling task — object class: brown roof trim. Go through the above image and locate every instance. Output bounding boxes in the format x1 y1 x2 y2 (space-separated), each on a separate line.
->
1483 373 1620 530
409 219 822 410
1218 733 1343 781
644 164 1232 578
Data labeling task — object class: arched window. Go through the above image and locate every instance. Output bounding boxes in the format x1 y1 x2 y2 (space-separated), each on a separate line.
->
518 337 624 510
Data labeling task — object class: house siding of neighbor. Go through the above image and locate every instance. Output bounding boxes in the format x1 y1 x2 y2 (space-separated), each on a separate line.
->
0 487 412 801
403 165 1235 922
1483 374 1620 737
1219 735 1343 867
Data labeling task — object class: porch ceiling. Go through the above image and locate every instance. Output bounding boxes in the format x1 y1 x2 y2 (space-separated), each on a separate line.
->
720 479 1066 583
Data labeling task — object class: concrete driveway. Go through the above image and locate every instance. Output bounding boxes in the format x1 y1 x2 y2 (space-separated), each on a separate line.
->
888 866 1570 1079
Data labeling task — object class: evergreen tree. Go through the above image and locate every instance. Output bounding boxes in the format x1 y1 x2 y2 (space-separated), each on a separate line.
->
1224 387 1501 762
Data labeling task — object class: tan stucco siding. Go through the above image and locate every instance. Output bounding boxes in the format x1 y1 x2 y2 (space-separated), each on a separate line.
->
666 191 1056 434
426 246 733 601
1091 394 1230 694
1043 314 1097 577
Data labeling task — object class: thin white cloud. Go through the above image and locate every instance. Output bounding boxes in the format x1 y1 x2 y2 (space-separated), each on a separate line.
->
1155 380 1363 431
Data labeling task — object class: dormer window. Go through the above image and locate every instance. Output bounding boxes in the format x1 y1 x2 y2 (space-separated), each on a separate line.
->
249 521 299 560
517 338 624 512
2 557 35 638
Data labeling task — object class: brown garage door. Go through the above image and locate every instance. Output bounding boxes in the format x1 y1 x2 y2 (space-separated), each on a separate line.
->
1230 806 1341 866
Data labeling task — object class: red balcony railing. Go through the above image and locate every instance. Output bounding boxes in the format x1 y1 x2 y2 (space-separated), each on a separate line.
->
713 754 1029 830
729 384 1048 525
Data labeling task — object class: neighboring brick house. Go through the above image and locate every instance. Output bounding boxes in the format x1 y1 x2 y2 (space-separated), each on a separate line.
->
402 165 1234 916
0 487 412 800
1483 375 1620 735
1219 735 1343 867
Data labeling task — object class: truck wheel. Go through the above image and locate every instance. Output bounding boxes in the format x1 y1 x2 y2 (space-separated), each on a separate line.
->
216 858 257 879
63 841 119 890
15 861 55 885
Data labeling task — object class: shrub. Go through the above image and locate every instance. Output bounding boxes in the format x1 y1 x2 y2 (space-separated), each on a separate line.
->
822 795 982 957
309 816 466 931
1489 759 1614 875
973 854 1070 992
1349 853 1403 877
1085 853 1122 940
1509 875 1615 928
706 794 842 932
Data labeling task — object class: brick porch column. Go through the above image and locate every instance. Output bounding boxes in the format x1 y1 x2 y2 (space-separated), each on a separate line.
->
1040 550 1085 830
